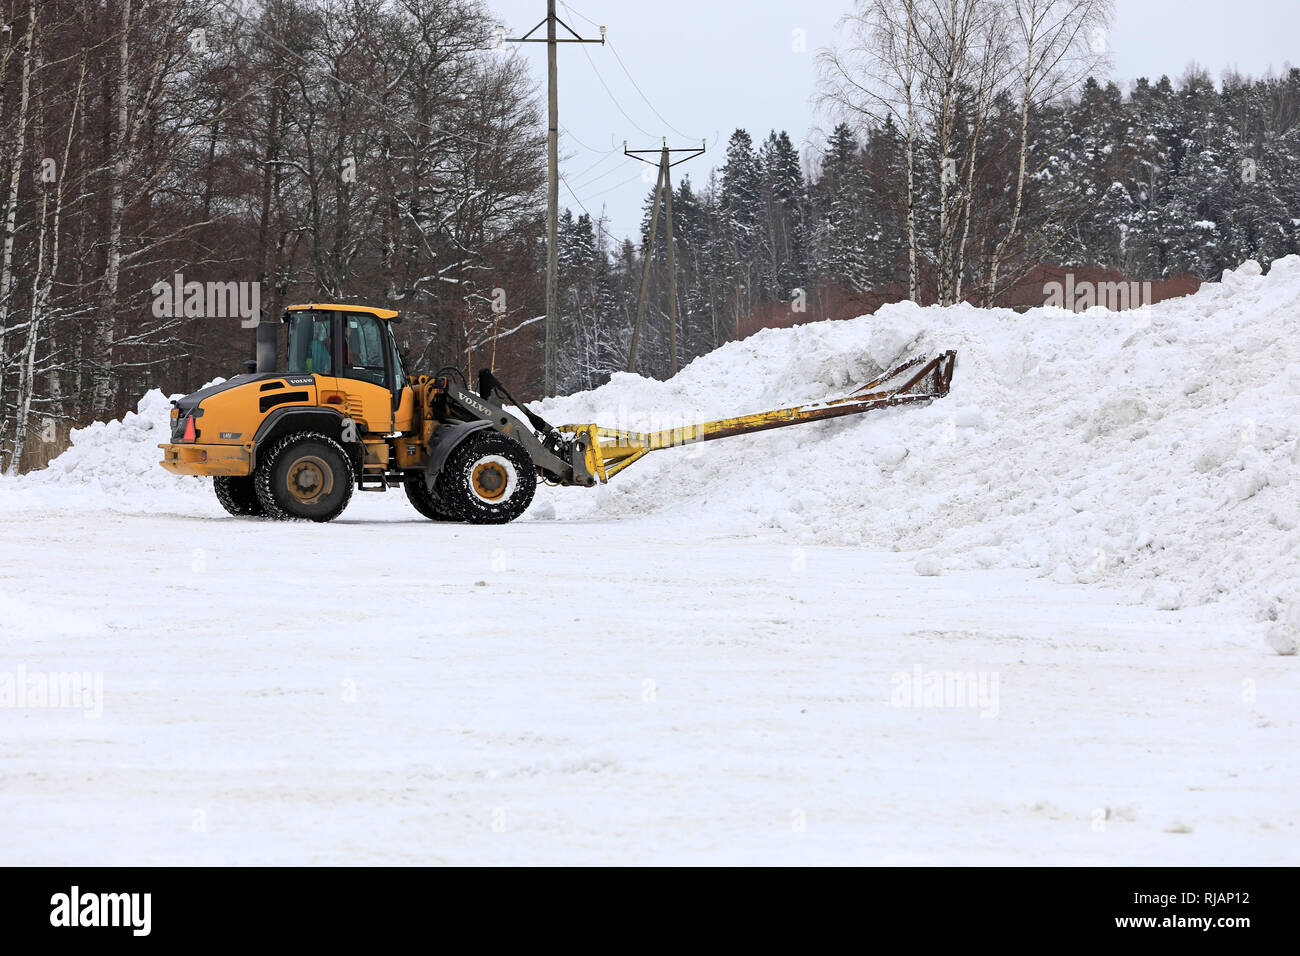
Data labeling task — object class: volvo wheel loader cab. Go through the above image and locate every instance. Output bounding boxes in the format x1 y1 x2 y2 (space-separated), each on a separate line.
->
159 302 956 524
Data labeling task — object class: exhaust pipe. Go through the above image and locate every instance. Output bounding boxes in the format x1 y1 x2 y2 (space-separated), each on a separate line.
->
255 315 277 373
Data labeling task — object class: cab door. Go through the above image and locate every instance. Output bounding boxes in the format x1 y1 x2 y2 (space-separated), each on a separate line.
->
317 312 394 434
389 332 416 433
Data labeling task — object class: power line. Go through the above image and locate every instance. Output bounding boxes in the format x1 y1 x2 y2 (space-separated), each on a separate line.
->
559 172 622 256
560 1 700 141
560 122 618 156
607 42 700 141
583 170 646 199
571 158 637 191
568 148 622 183
558 3 602 33
576 40 654 138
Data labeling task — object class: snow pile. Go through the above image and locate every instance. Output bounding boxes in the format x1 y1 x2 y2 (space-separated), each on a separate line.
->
18 384 219 503
534 256 1300 623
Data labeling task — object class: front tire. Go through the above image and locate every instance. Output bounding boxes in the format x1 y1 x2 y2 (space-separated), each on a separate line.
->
434 431 536 524
254 432 354 522
213 475 265 517
404 476 457 521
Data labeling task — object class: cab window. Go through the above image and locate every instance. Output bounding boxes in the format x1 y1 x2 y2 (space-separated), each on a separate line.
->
287 312 333 375
343 313 389 388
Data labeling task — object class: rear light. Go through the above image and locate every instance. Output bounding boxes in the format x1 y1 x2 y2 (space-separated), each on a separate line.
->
182 416 196 442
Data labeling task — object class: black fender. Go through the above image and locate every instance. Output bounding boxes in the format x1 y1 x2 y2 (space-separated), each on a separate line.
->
423 420 492 490
252 407 351 469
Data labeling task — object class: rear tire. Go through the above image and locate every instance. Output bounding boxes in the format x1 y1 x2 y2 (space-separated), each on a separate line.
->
404 477 457 521
213 475 265 517
434 430 536 524
254 432 354 522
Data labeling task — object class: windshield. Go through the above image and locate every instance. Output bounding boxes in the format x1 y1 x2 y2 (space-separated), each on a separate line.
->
287 311 333 375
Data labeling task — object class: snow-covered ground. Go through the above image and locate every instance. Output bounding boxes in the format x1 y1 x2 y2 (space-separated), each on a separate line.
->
2 257 1298 864
0 495 1294 865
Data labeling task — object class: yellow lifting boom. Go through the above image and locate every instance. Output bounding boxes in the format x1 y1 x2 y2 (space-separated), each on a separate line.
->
562 350 957 482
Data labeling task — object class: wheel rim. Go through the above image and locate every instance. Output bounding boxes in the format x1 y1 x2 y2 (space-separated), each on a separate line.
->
468 454 517 504
286 454 334 505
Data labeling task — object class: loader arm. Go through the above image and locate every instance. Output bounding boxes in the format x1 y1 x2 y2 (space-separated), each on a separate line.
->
561 351 956 483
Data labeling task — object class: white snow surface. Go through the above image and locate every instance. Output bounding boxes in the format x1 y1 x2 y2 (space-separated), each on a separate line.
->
2 257 1298 864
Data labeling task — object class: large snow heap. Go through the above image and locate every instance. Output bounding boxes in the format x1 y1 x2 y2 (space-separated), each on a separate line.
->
15 257 1300 629
535 255 1300 627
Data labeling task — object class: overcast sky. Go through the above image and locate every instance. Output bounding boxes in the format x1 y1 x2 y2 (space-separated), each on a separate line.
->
488 0 1297 242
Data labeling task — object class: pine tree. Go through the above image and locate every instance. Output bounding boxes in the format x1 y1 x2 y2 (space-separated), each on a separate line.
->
718 129 762 327
812 123 873 293
757 130 808 299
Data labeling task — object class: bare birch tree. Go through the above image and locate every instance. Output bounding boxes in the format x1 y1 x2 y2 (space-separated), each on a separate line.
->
983 0 1113 304
818 0 922 300
908 0 1022 304
0 0 37 458
8 27 86 474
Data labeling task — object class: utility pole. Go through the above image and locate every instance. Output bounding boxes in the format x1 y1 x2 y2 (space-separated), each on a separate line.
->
507 4 604 397
627 158 665 376
625 140 705 375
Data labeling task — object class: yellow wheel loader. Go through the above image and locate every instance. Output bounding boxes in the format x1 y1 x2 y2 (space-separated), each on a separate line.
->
158 303 956 523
